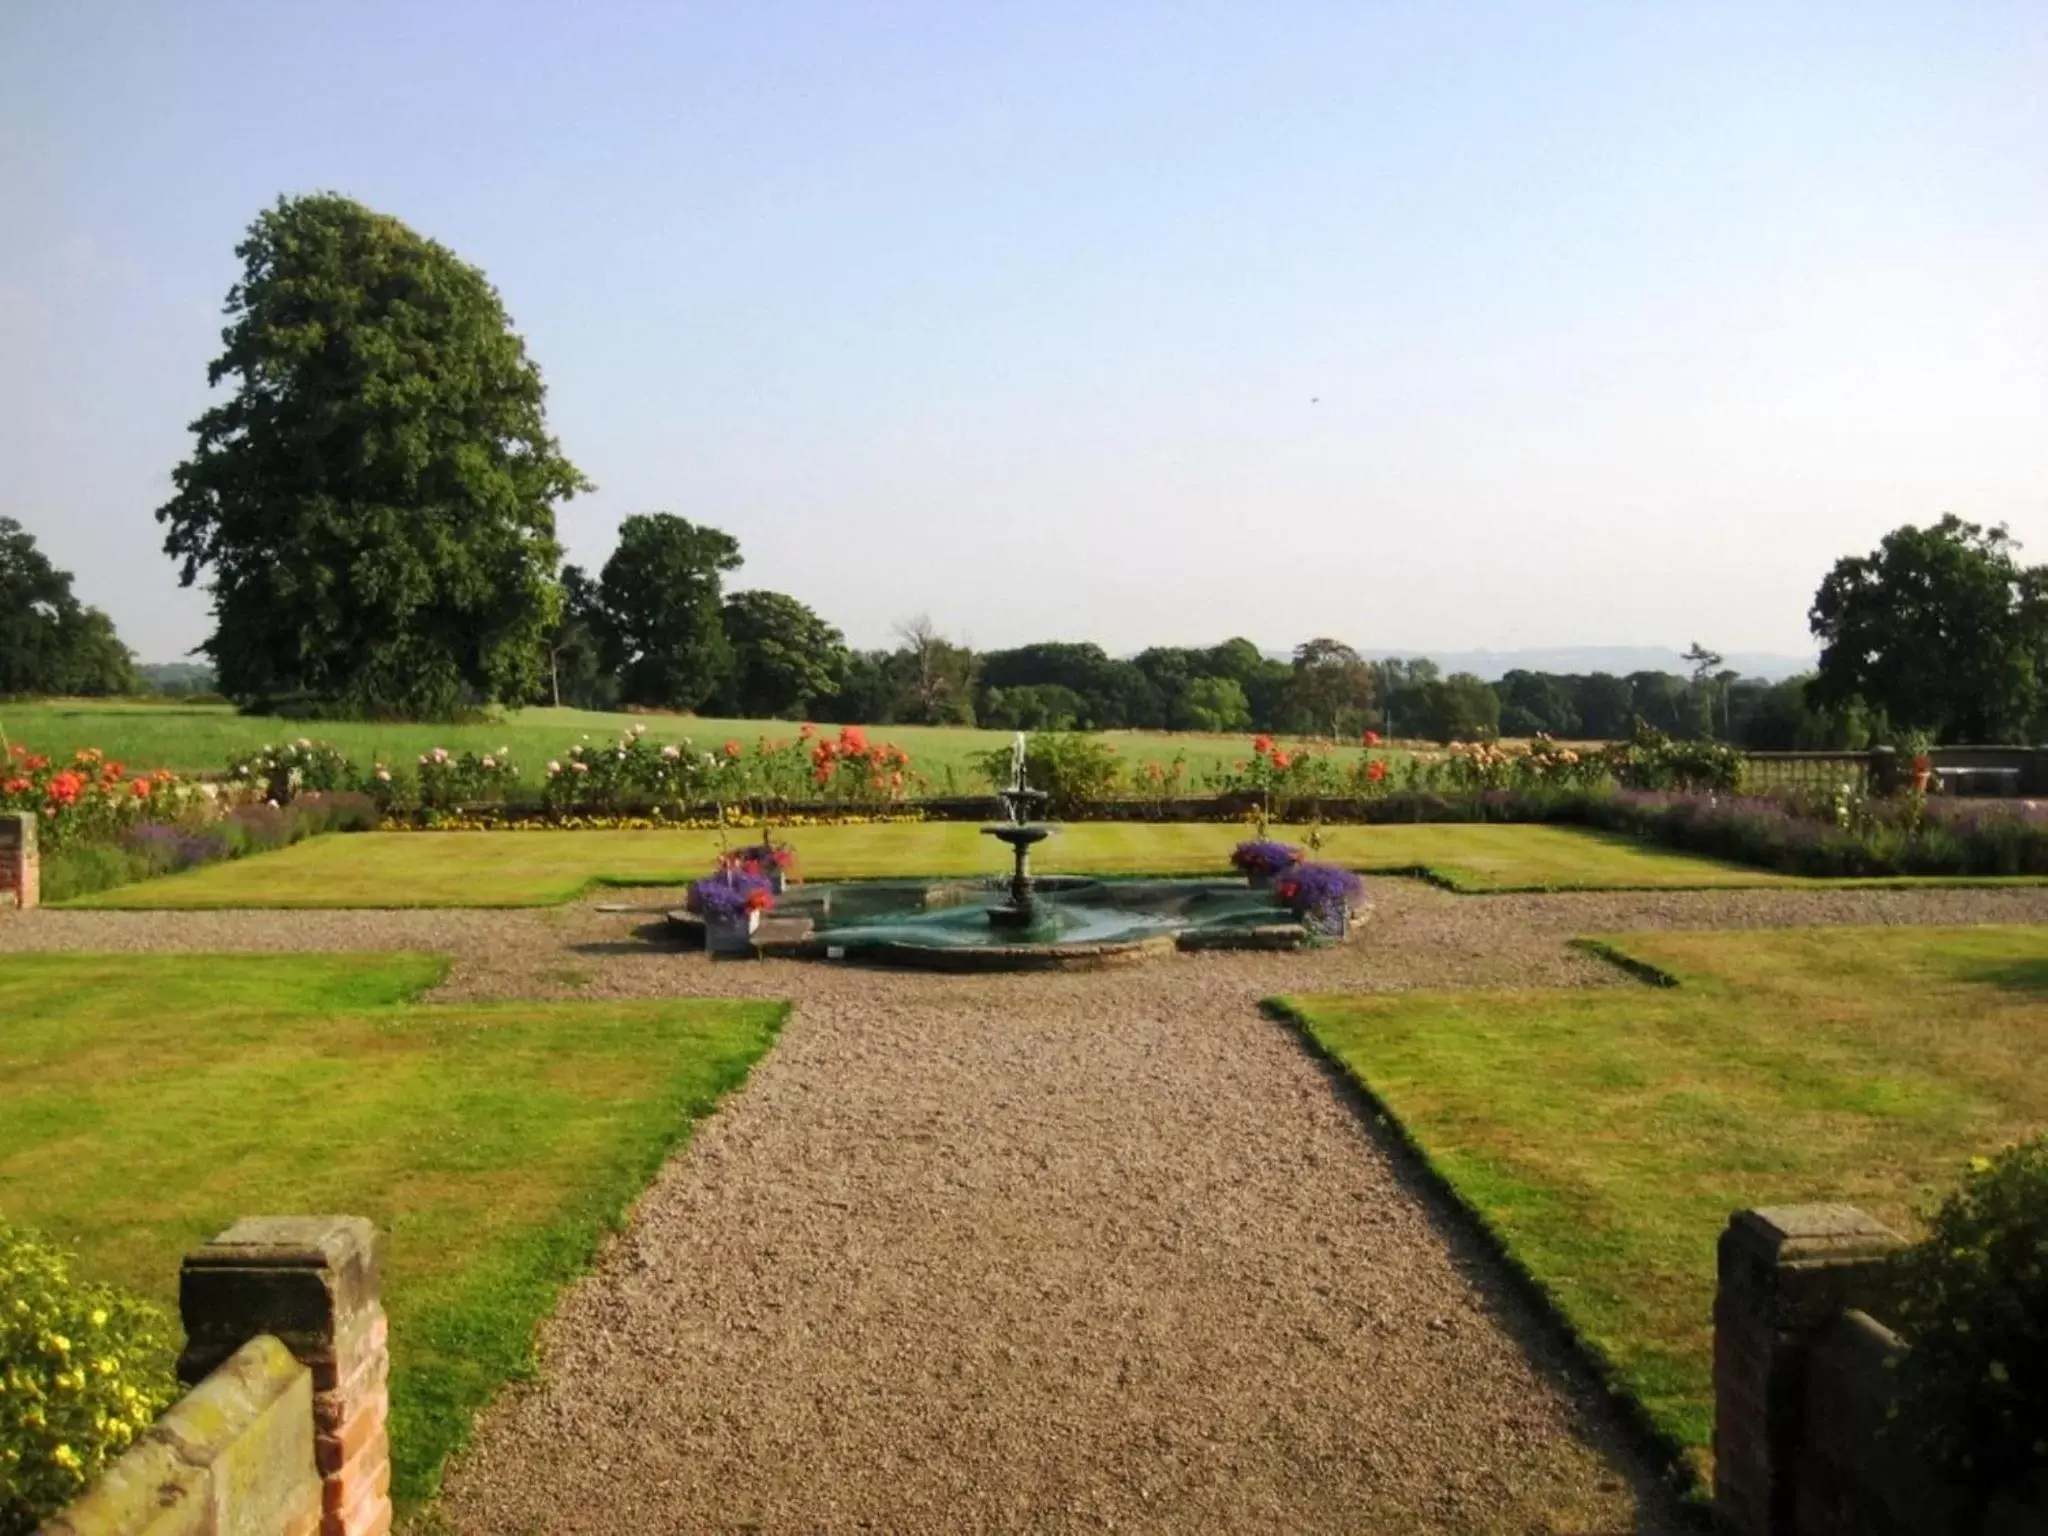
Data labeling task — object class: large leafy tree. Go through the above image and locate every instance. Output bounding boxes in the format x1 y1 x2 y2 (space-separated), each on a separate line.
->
717 589 847 718
540 565 619 710
598 514 741 709
0 517 139 696
157 193 588 717
891 615 979 725
1199 637 1292 731
1407 672 1501 744
1809 516 2047 742
1284 638 1377 737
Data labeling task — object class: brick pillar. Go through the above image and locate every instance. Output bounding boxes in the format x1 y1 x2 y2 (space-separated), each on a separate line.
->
1713 1205 1904 1535
179 1217 393 1536
0 810 37 910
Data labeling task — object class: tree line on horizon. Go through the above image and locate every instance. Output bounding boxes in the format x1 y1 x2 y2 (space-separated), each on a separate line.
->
4 194 2041 750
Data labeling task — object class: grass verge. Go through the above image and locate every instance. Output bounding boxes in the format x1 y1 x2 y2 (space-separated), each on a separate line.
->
62 821 1808 908
0 953 784 1509
1278 925 2048 1490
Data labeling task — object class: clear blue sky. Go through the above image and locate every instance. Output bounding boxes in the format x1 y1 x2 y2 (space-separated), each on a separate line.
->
3 1 2043 664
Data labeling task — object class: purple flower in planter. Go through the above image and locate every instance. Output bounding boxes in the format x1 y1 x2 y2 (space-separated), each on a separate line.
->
687 869 776 924
1273 861 1366 929
1230 839 1303 877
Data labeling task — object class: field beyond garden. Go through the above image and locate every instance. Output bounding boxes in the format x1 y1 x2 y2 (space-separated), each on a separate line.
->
0 697 1378 792
1283 924 2048 1483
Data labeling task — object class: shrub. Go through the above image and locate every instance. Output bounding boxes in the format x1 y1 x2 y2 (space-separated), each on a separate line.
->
0 747 185 849
1203 736 1344 813
1890 1138 2048 1512
975 733 1121 817
1603 721 1744 792
0 1221 177 1534
805 725 921 806
224 738 355 801
416 746 520 809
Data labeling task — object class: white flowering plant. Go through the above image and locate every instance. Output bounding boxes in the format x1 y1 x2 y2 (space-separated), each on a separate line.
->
416 746 519 810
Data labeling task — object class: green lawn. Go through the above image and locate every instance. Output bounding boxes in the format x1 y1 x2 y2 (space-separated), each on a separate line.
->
0 953 784 1508
1281 925 2048 1487
62 821 1807 908
0 697 1371 790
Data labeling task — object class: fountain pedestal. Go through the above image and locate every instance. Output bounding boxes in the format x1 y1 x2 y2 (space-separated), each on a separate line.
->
983 762 1051 929
984 822 1052 928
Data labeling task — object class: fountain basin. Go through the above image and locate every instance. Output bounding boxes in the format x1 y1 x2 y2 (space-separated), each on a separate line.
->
661 877 1353 970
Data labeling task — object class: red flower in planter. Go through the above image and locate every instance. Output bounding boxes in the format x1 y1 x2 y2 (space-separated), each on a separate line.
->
1366 760 1388 783
1253 735 1275 756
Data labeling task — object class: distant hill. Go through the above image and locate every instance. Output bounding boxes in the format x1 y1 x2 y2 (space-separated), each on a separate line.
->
137 662 219 695
1357 647 1814 683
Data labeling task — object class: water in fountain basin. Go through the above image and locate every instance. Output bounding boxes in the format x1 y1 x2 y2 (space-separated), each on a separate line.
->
805 878 1284 952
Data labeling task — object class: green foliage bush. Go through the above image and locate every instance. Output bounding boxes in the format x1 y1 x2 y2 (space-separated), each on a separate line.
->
1891 1138 2048 1511
0 1221 176 1534
224 738 359 801
1602 721 1744 791
975 732 1122 816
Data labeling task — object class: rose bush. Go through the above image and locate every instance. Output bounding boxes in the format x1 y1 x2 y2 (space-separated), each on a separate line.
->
2 746 191 848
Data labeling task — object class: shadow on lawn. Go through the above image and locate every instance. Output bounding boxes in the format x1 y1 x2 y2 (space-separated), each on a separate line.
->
569 919 691 957
1954 956 2048 994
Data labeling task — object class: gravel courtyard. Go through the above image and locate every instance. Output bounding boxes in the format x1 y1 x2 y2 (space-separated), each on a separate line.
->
14 880 2048 1532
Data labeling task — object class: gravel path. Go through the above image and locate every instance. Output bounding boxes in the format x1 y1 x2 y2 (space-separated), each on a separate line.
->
12 880 2048 1531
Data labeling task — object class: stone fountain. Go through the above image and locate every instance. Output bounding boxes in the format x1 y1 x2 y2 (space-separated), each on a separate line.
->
983 732 1051 929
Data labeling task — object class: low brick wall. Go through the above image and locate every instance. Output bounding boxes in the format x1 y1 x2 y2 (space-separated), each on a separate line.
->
0 810 37 909
42 1216 391 1536
1712 1204 2046 1535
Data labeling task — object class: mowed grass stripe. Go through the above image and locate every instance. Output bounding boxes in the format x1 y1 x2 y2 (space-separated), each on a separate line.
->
1281 925 2048 1488
0 952 785 1508
62 822 1810 908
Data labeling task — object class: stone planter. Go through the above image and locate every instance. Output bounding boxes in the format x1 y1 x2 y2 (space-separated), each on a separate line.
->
1305 906 1349 939
705 908 762 955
